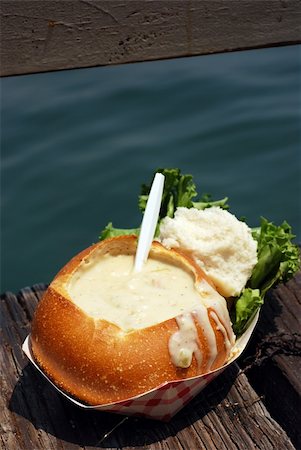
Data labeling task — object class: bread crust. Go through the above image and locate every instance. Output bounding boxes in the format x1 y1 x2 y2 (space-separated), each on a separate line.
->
31 235 233 405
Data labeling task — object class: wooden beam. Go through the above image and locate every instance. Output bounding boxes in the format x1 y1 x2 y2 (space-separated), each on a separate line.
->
1 0 301 76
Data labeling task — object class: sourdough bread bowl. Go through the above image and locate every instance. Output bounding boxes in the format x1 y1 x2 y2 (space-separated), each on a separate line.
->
31 235 235 405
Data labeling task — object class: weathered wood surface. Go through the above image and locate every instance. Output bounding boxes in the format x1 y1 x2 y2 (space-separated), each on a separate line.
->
241 271 301 449
1 0 301 77
1 281 299 450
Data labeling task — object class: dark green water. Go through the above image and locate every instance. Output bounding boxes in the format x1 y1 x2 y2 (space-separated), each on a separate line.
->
1 45 300 293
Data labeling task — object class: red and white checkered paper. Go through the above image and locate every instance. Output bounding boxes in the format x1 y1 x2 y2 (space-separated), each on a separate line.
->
22 310 258 420
94 371 220 421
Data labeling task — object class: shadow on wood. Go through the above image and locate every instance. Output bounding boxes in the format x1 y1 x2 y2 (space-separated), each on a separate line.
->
239 274 301 449
8 359 236 447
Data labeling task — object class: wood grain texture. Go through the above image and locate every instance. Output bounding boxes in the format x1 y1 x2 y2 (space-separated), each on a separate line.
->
1 0 301 76
241 270 301 449
0 283 297 449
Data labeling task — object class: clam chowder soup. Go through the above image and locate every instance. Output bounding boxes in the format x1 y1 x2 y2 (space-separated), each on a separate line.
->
67 252 235 369
68 253 204 331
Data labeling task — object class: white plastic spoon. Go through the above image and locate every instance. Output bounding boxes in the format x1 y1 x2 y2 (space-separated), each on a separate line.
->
134 172 165 272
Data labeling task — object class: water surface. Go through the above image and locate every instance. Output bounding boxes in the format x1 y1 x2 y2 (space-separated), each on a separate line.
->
1 45 300 292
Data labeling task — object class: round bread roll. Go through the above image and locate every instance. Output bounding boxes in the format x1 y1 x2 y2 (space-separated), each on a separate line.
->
31 235 235 405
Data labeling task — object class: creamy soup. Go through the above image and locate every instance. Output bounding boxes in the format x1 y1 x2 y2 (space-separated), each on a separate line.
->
67 251 235 369
68 253 203 331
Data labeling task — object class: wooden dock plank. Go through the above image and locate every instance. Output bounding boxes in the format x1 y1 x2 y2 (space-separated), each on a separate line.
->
1 0 301 76
240 271 301 449
1 284 297 449
0 293 60 450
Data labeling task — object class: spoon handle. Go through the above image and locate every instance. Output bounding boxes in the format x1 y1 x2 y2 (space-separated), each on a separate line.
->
134 172 165 272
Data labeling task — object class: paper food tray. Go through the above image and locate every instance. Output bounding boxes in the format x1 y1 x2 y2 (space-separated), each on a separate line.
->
22 310 259 421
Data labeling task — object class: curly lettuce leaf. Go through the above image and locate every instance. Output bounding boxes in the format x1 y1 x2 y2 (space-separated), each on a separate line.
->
232 218 300 336
231 288 263 336
192 195 229 210
99 222 139 240
250 218 300 293
139 168 197 219
139 168 229 219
